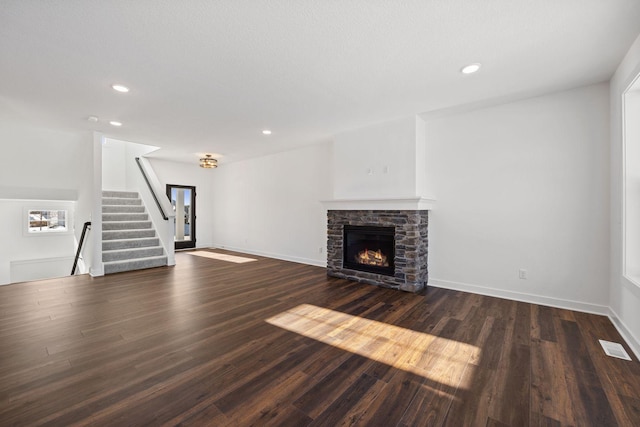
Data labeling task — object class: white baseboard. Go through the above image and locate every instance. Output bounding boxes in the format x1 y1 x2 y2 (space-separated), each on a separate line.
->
428 278 609 316
89 265 104 277
195 242 215 249
429 277 640 360
607 308 640 361
10 256 75 284
210 244 326 268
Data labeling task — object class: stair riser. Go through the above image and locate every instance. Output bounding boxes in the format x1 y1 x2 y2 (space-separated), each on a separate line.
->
102 238 160 251
103 222 152 231
104 257 168 274
103 230 156 240
103 247 164 262
103 213 149 222
103 206 146 213
102 190 166 275
102 191 139 199
102 198 142 206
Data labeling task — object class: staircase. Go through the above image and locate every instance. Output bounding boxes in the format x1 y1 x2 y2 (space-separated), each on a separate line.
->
102 191 167 274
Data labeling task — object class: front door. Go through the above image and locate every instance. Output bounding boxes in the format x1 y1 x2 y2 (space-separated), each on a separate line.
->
166 184 196 250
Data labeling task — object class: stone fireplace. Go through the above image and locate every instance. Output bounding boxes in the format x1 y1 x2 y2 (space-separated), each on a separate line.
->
325 115 435 293
327 209 429 293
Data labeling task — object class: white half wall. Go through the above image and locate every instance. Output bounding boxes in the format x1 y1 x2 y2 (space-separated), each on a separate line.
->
610 33 640 359
102 138 127 191
102 137 160 192
0 122 93 284
425 83 611 313
0 200 77 284
211 142 332 266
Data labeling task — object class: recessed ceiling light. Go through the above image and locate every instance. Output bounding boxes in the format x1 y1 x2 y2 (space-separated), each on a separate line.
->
109 121 122 127
87 115 99 123
262 130 272 135
111 84 130 93
461 63 481 74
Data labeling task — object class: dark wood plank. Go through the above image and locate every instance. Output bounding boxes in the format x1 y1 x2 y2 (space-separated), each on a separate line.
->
293 354 372 418
351 372 421 426
557 319 619 426
529 412 562 427
530 338 577 424
0 249 636 426
531 304 558 342
485 417 511 427
309 373 381 427
619 394 640 426
488 343 531 426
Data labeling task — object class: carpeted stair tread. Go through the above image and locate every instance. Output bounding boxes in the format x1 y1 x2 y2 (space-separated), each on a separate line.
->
102 213 149 222
101 190 168 274
103 255 168 274
102 190 139 198
103 246 164 262
102 220 153 231
102 229 156 240
102 197 143 206
103 205 146 213
103 237 160 251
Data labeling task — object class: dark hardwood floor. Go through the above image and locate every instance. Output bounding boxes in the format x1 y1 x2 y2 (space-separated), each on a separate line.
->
0 250 639 426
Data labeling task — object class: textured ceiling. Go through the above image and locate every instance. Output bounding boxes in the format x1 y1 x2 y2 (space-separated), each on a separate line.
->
1 1 639 163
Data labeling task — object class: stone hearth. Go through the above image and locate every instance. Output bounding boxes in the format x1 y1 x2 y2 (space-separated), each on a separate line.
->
327 210 428 293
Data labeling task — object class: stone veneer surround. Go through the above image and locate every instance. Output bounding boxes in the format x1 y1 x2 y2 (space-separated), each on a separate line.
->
327 210 429 292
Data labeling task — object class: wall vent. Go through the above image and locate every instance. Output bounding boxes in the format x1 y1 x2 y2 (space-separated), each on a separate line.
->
598 340 632 361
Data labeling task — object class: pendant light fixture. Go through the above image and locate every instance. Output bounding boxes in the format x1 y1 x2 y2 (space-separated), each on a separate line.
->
199 154 218 169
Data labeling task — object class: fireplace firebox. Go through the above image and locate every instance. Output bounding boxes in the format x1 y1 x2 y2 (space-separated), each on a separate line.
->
343 225 395 276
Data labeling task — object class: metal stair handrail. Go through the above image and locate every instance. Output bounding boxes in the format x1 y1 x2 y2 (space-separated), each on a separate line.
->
71 221 91 275
135 157 169 220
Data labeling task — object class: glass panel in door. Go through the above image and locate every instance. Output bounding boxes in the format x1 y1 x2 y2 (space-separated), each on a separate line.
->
166 184 196 250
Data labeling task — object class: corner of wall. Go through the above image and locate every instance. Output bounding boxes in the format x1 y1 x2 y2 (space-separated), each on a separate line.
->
608 307 640 361
609 33 640 354
90 132 104 277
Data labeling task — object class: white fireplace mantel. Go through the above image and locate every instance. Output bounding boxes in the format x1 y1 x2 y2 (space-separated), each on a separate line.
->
321 197 435 211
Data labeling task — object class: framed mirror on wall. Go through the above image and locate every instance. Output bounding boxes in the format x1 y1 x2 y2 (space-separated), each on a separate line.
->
166 184 196 250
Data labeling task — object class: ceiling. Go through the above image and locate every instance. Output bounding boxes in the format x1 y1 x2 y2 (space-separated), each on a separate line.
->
1 1 639 164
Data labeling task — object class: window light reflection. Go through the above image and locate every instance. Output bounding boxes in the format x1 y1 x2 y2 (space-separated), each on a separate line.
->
186 251 257 264
266 304 478 388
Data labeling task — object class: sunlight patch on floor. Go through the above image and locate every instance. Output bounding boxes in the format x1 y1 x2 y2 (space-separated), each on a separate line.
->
185 251 257 264
266 304 478 388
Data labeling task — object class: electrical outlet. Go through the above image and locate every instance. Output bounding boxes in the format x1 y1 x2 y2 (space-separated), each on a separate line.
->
318 246 323 254
518 269 528 280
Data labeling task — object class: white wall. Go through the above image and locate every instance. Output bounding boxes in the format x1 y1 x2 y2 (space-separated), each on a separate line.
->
2 200 76 283
624 90 640 280
415 116 431 198
102 137 159 191
425 83 611 313
333 116 421 199
0 122 93 284
211 142 332 265
102 138 127 191
610 34 640 358
149 157 216 248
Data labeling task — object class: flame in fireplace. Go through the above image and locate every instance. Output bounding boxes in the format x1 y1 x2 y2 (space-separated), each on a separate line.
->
356 248 389 267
